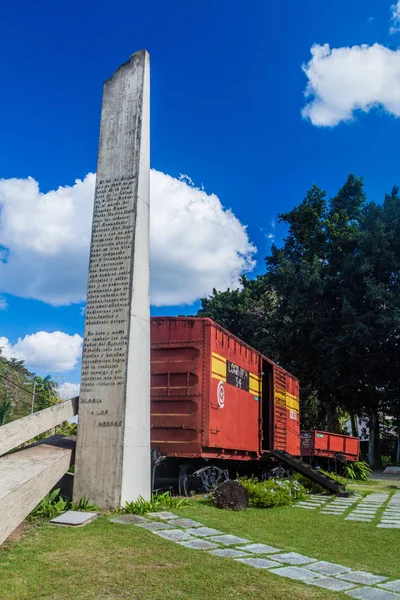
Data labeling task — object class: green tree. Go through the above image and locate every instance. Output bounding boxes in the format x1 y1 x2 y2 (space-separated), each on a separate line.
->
198 175 400 467
0 398 12 425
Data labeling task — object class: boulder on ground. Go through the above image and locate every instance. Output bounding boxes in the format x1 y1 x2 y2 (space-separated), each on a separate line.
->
212 480 249 511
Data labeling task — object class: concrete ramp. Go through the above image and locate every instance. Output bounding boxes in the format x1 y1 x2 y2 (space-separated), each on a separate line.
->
0 436 75 545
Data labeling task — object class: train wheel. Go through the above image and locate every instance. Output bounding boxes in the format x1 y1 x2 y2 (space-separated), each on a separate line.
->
178 463 195 497
195 465 229 492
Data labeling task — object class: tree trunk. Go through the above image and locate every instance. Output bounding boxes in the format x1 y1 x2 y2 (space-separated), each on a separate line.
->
368 410 381 469
396 424 400 464
350 410 358 438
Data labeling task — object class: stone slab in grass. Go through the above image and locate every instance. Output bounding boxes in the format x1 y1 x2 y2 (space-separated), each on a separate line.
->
210 548 249 559
379 581 400 593
346 587 400 599
109 514 148 524
269 566 322 581
321 511 345 515
307 561 352 576
240 543 281 554
378 524 400 529
338 571 388 585
50 511 98 527
147 511 179 520
169 518 203 528
345 516 373 522
185 527 222 537
178 539 218 550
269 552 316 565
296 505 317 510
380 520 400 525
153 529 193 542
208 534 251 546
307 577 357 592
235 557 281 569
136 521 174 531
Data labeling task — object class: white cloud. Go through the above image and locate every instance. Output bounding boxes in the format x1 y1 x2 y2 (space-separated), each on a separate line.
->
391 1 400 34
0 331 82 372
58 381 80 399
0 170 256 307
302 43 400 127
0 296 7 310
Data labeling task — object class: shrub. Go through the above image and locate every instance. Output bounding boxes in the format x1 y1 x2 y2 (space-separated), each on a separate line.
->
70 496 99 512
29 488 69 521
124 491 189 515
291 472 324 494
345 461 372 481
237 477 305 508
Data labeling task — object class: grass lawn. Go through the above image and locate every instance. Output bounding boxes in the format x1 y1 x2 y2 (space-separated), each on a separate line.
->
0 517 346 600
0 484 398 600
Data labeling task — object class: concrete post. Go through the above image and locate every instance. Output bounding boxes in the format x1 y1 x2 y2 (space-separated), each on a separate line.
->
73 51 151 509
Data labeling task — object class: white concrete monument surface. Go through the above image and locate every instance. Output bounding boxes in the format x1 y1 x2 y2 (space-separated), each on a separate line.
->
73 50 151 509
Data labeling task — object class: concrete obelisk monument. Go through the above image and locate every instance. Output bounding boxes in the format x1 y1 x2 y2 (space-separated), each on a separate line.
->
73 51 151 509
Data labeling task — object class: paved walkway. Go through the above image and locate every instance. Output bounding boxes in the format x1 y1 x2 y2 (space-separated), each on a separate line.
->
296 491 400 529
110 510 400 599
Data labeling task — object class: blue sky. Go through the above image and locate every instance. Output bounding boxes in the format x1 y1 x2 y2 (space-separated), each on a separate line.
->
1 0 400 392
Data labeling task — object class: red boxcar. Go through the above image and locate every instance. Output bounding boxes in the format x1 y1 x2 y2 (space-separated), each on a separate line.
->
300 430 360 462
150 317 300 466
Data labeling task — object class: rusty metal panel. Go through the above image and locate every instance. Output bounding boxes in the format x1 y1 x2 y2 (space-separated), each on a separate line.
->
150 318 206 456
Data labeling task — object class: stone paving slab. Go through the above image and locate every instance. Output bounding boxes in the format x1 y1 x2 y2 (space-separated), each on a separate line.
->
346 587 400 599
296 505 317 509
338 571 388 585
306 577 357 592
307 561 352 576
153 529 193 542
210 548 249 559
381 520 400 525
136 521 174 531
147 511 178 520
270 552 316 565
185 527 222 537
178 539 218 550
169 518 203 528
380 581 400 593
50 511 98 526
345 516 374 522
236 557 281 569
109 514 148 524
269 566 323 581
208 534 250 546
378 524 400 529
239 543 281 554
322 511 345 515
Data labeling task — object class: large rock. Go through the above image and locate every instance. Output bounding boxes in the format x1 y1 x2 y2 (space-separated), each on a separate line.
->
212 480 249 511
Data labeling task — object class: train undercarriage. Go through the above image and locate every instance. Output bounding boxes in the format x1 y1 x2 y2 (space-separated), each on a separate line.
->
152 451 348 496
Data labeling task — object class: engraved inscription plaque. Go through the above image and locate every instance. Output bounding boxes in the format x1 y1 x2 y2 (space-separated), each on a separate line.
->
73 51 151 509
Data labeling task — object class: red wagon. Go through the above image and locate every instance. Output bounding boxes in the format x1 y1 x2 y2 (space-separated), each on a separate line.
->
300 430 360 462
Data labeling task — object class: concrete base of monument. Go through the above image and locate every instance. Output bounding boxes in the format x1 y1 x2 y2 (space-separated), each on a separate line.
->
0 435 75 546
50 511 98 527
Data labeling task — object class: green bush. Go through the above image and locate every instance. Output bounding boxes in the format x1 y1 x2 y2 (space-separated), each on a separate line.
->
29 488 69 521
237 477 305 508
124 491 189 515
70 496 99 512
345 461 372 481
291 472 324 494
